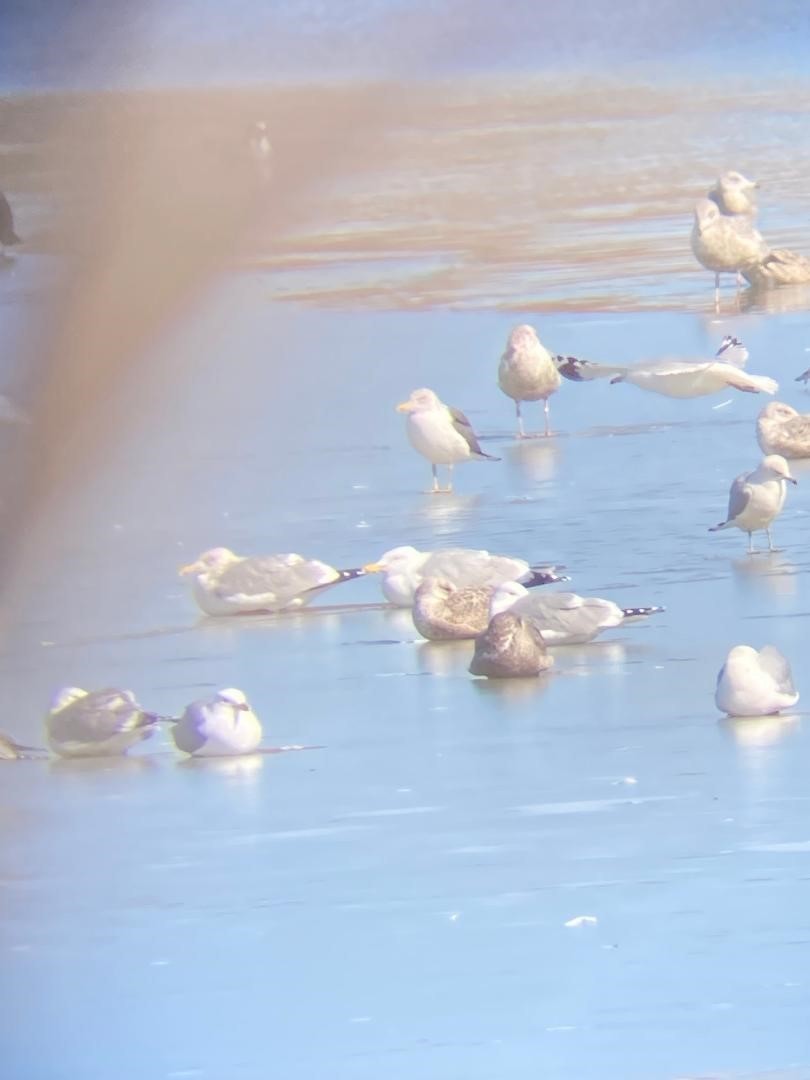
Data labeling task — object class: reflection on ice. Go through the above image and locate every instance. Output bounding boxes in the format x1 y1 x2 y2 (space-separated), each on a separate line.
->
721 712 800 748
176 752 265 779
416 639 473 676
505 437 560 484
414 492 481 532
470 670 553 701
731 551 798 596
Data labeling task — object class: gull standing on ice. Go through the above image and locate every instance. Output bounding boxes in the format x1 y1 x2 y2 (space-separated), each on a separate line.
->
757 402 810 458
497 324 561 437
171 688 262 757
715 645 799 717
364 545 566 607
709 454 796 553
469 612 553 678
46 687 161 758
691 198 768 307
490 583 664 645
180 548 365 615
396 388 500 493
554 337 776 398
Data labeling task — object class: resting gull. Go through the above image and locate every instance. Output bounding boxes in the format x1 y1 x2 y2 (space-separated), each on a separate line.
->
708 171 758 217
757 402 810 458
553 337 775 398
715 644 799 717
364 545 566 607
396 388 499 493
469 612 553 678
46 687 161 758
743 249 810 288
171 688 262 757
412 578 496 640
709 454 796 553
497 324 561 438
180 547 365 615
490 583 663 645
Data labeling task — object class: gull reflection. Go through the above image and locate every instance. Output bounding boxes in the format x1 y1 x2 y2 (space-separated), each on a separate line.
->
470 671 554 701
552 640 629 670
506 437 560 485
416 492 481 533
417 639 473 676
721 712 800 748
48 753 161 777
731 551 798 596
176 752 265 780
741 282 810 314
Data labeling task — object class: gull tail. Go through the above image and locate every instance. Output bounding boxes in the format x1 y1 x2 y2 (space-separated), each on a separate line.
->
524 565 569 588
620 605 665 619
708 521 730 532
795 368 810 384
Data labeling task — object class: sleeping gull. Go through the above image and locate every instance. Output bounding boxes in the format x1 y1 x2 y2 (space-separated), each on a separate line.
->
412 578 496 640
0 731 45 760
708 171 758 217
497 324 562 438
171 688 262 757
709 454 796 553
554 337 775 398
715 645 799 717
757 401 810 458
396 388 500 493
490 583 664 645
180 547 365 615
743 249 810 288
364 545 566 607
46 687 161 758
469 612 553 678
0 190 21 257
691 198 768 307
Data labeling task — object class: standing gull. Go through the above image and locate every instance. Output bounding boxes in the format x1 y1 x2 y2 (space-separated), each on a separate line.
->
709 454 796 553
0 191 21 257
171 688 262 757
553 337 775 399
396 388 499 493
497 324 561 438
715 645 799 717
364 545 566 607
180 548 365 615
469 612 553 678
690 198 768 308
490 583 663 645
757 402 810 458
46 687 161 758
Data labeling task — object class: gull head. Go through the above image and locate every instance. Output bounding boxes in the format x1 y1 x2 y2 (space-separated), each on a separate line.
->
759 401 799 424
725 644 760 669
490 580 530 617
693 198 720 234
49 686 88 712
507 324 540 350
179 547 238 577
216 688 250 711
363 545 422 574
761 454 797 484
396 388 441 414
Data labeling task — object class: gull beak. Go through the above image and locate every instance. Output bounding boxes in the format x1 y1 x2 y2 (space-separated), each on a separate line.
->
178 561 202 576
787 475 798 485
396 400 414 413
363 562 383 573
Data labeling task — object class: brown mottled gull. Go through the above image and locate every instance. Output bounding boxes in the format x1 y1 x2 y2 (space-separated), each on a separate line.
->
757 402 810 458
497 324 561 438
412 578 494 640
46 687 161 758
469 612 553 678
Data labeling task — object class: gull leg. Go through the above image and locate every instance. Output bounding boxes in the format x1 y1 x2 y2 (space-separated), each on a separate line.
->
516 401 526 439
430 464 440 494
747 532 754 555
766 527 781 553
444 465 454 494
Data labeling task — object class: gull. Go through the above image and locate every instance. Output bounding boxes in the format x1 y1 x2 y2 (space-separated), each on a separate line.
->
396 388 499 493
0 190 21 257
249 120 272 163
757 401 810 458
497 324 561 437
554 337 775 398
708 171 758 217
490 583 663 645
46 687 161 758
469 612 553 678
171 688 262 757
364 545 566 607
690 198 768 308
743 249 810 288
179 547 365 615
412 578 496 640
709 454 796 553
0 731 45 760
715 645 799 717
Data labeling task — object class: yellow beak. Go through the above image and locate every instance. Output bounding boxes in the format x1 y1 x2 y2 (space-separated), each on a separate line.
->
396 401 413 413
178 561 201 576
363 562 383 573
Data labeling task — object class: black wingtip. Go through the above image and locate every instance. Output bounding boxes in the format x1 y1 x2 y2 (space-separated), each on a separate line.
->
337 567 366 582
620 605 665 618
524 567 569 588
795 369 810 383
553 355 586 382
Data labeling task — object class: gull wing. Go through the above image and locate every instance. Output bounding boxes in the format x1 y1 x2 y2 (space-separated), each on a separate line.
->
711 363 778 395
446 405 486 455
726 475 752 523
757 646 796 694
215 555 339 608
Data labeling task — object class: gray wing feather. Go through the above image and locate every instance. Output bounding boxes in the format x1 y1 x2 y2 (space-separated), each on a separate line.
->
215 555 337 604
423 550 526 586
512 592 621 640
50 689 148 742
172 703 208 754
447 405 486 456
757 646 796 694
726 475 751 522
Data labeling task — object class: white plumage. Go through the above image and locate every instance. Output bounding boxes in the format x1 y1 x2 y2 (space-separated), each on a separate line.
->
715 645 799 717
172 688 262 757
